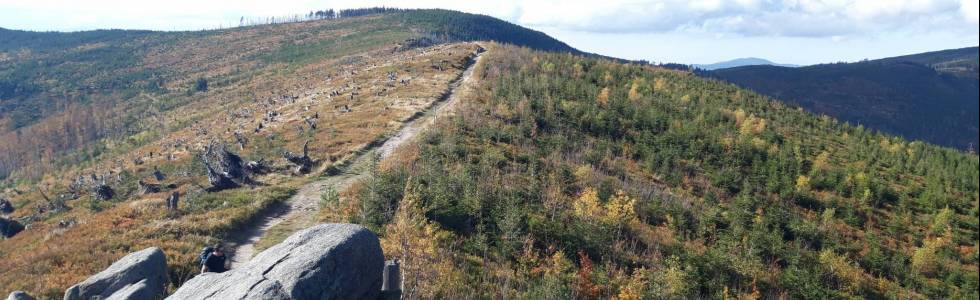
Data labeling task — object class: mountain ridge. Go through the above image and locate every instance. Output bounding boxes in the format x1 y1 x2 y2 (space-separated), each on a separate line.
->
708 46 979 150
695 57 800 70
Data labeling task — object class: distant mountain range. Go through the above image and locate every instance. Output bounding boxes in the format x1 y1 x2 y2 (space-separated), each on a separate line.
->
707 47 979 150
694 57 799 70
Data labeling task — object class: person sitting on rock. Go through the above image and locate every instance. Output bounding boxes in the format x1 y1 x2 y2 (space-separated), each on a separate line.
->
201 244 228 273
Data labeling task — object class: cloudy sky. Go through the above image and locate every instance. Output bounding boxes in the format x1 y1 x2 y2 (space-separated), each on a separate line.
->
1 0 977 65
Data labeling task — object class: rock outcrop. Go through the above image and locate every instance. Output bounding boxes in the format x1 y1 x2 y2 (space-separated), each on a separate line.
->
168 223 384 300
64 247 168 300
6 291 35 300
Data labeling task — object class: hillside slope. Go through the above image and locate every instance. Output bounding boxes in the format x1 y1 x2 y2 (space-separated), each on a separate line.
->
0 9 507 297
0 10 976 300
326 44 978 299
0 9 577 180
708 47 979 150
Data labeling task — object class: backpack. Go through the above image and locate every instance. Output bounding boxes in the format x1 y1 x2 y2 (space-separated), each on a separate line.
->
199 246 213 266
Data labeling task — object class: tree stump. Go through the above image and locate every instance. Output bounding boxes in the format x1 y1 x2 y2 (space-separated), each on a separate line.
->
0 198 13 215
1 217 25 238
137 180 161 195
200 141 249 191
166 192 179 211
93 184 115 201
153 167 165 181
283 140 314 174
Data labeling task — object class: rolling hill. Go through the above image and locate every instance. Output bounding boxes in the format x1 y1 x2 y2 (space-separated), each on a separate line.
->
708 47 979 150
694 57 799 70
1 8 977 300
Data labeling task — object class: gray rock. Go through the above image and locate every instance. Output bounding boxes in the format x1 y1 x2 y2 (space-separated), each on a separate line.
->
168 223 384 300
6 291 36 300
104 279 153 300
64 247 168 300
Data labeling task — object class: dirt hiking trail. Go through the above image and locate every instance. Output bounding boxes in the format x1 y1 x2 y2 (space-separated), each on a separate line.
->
227 46 485 268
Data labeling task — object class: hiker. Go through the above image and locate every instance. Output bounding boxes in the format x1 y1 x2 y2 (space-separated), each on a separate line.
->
200 243 228 274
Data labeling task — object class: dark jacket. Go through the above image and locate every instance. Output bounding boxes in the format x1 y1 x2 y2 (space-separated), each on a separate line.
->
204 252 227 273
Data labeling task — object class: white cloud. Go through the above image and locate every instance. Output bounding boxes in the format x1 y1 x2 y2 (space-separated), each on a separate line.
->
0 0 976 37
515 0 978 37
963 0 980 23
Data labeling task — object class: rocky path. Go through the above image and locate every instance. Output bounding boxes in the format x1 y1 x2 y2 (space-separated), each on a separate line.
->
227 47 484 268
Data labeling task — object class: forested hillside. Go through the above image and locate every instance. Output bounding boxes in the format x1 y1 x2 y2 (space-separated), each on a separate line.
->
709 47 979 150
326 44 979 299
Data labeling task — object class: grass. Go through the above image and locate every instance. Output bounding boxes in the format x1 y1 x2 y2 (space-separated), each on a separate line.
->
0 184 295 298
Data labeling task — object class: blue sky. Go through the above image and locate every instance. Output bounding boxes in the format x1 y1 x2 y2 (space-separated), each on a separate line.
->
1 0 977 65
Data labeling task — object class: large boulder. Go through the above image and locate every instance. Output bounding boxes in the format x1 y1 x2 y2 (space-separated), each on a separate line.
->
64 247 168 300
168 223 384 300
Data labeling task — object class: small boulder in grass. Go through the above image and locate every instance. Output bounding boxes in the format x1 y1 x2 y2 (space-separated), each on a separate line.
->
6 291 36 300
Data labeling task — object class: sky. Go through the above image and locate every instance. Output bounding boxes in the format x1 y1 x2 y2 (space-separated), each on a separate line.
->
0 0 977 65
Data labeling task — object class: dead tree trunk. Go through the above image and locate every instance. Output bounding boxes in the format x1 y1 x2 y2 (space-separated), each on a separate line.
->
0 198 13 215
153 167 166 181
283 140 314 174
167 192 180 211
234 132 248 150
93 184 115 201
137 180 161 195
304 117 317 130
244 159 271 175
200 141 250 191
1 217 24 238
205 163 239 191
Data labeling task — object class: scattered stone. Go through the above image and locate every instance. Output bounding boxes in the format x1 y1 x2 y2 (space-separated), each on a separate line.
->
168 223 384 300
58 218 78 228
64 247 168 300
6 291 35 300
